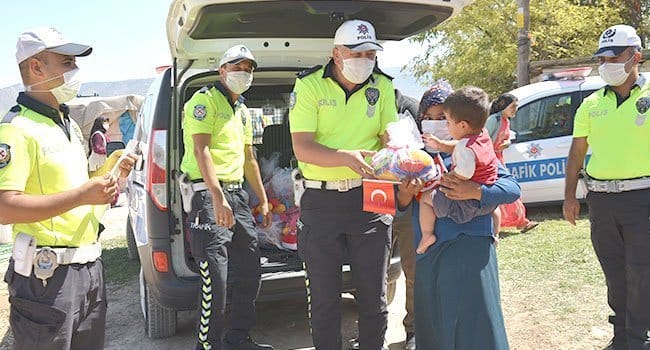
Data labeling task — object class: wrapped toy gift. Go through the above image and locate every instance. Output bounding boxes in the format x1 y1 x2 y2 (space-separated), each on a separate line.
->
247 151 300 251
370 115 437 182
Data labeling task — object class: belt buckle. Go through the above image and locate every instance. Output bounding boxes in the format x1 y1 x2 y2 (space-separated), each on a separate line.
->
223 182 238 192
607 180 620 193
337 180 349 192
33 248 58 287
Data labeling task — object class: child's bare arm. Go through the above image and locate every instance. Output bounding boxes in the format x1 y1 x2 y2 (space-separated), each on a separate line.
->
423 133 458 154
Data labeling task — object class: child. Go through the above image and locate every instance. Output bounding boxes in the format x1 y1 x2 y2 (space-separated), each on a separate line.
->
485 93 539 233
417 86 500 254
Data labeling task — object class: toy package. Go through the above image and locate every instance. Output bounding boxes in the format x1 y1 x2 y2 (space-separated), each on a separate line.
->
371 115 438 185
246 152 300 250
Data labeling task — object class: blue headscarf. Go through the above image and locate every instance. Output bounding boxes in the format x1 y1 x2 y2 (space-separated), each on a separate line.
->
417 79 454 119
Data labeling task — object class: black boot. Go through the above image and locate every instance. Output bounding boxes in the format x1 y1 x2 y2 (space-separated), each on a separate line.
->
222 335 273 350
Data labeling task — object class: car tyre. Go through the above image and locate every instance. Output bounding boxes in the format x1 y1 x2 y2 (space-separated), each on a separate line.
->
142 270 177 339
126 216 139 262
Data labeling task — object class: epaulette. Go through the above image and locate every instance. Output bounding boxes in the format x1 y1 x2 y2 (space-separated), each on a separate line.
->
1 105 21 124
296 65 323 79
373 66 393 80
198 84 213 93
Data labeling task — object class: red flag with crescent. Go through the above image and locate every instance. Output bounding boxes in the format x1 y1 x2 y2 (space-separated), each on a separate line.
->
362 179 396 215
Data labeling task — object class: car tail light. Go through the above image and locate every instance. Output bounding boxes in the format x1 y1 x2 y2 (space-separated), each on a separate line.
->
147 129 168 211
152 251 169 273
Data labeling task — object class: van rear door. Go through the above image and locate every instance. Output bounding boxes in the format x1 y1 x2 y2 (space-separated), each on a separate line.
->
166 0 473 81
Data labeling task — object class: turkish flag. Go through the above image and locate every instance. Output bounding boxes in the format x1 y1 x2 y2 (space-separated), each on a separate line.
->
362 179 397 215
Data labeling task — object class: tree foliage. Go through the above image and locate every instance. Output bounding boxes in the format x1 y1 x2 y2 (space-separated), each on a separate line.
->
407 0 625 97
619 0 650 44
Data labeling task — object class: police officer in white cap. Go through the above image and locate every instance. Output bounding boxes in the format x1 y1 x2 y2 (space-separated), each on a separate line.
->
564 24 650 350
0 26 136 349
290 19 421 350
180 44 273 350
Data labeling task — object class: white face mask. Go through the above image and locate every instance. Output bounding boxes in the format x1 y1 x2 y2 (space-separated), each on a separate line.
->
103 122 110 131
26 68 81 104
421 119 451 152
225 71 253 95
598 55 634 86
341 58 375 84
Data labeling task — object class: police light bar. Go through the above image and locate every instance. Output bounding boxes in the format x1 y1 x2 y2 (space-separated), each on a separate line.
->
155 65 172 74
549 67 593 80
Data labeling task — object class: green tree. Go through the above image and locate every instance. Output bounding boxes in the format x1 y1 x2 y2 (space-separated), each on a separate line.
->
620 0 650 45
407 0 622 97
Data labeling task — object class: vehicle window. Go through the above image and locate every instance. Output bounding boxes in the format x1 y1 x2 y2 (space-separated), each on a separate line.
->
135 95 153 142
511 92 579 142
137 73 167 142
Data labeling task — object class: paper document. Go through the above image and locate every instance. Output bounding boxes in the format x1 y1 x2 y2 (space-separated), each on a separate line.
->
109 140 139 179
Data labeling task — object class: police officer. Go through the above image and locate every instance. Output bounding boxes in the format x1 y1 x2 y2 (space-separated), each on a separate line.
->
0 27 136 349
290 19 399 350
563 24 650 350
180 45 273 350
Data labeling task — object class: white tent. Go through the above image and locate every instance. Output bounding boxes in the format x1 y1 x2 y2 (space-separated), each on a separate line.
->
67 94 144 147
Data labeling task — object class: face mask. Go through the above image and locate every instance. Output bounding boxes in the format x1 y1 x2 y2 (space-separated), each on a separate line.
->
421 120 451 152
225 71 253 95
598 55 633 86
26 68 81 104
103 123 110 131
341 58 375 84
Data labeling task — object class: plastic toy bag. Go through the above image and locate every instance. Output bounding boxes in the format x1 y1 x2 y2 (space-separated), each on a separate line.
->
386 113 424 150
391 148 437 182
371 114 437 182
245 154 300 251
259 152 281 182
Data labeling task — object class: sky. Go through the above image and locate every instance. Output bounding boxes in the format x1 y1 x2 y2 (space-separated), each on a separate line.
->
0 1 426 89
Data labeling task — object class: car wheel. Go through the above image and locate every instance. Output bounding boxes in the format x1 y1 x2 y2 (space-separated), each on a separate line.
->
386 280 397 305
141 270 177 338
126 215 139 262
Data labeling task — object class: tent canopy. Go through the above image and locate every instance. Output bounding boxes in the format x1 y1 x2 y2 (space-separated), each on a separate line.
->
67 94 144 146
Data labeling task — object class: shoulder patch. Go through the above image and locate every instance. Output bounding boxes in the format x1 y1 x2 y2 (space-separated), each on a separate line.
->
193 105 207 120
297 65 323 79
0 143 11 168
289 91 297 110
199 85 213 94
2 106 20 124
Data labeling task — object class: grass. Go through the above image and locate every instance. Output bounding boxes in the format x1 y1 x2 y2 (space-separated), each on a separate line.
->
95 208 614 348
102 238 140 285
497 206 611 349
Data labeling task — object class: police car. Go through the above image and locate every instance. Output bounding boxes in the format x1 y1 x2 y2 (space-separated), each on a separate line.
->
126 0 472 338
502 70 650 204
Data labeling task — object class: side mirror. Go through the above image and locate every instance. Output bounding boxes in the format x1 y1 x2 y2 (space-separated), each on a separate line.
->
106 141 126 156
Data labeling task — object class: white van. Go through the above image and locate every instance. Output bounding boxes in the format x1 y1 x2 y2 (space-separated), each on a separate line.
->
503 71 650 204
127 0 473 338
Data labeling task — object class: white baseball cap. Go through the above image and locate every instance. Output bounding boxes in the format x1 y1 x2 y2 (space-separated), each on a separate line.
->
16 26 92 64
334 19 383 52
594 24 642 57
219 45 257 68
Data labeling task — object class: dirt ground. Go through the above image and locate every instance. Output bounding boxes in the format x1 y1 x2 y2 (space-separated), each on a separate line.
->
0 205 613 349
